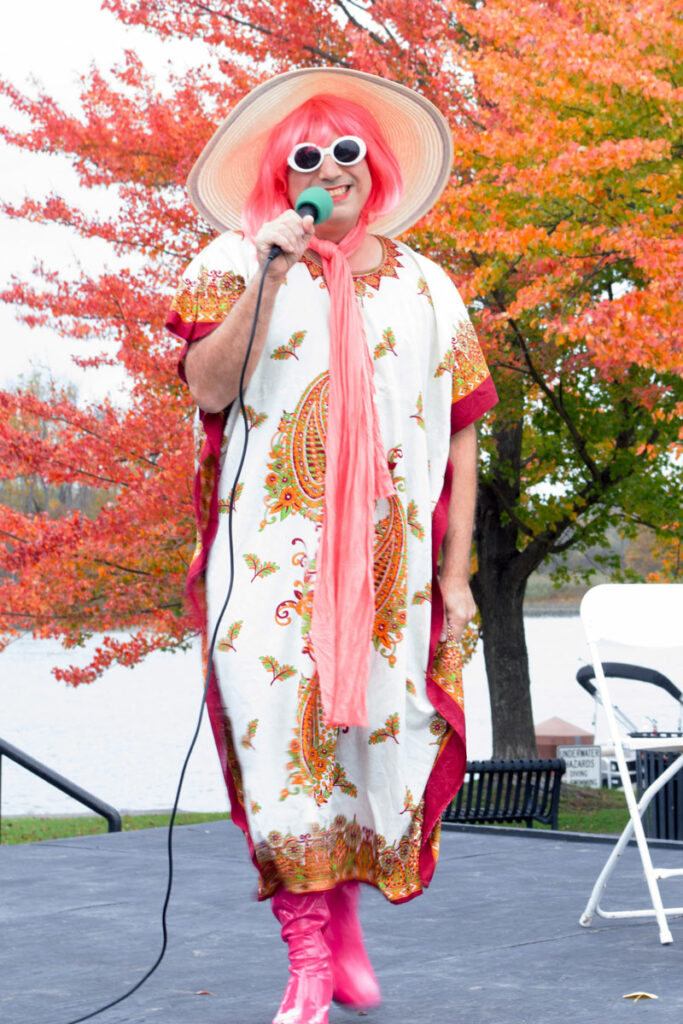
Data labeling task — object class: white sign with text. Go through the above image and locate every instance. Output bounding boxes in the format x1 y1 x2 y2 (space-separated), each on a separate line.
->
557 745 602 789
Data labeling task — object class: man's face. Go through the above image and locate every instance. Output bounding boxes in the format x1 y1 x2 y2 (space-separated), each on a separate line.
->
287 134 371 243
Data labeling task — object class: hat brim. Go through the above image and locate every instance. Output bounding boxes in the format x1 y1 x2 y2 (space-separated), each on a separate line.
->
187 67 453 238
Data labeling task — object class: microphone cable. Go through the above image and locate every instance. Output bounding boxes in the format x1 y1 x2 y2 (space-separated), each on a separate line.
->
62 247 281 1024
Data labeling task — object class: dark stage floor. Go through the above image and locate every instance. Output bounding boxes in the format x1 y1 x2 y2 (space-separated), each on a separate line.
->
2 820 682 1023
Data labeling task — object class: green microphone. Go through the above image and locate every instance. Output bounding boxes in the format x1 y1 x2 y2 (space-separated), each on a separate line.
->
268 187 333 262
295 186 334 224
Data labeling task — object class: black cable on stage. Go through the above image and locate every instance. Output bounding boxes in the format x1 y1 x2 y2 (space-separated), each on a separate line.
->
61 249 280 1024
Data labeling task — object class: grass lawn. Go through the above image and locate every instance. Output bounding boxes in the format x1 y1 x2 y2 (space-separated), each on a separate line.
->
556 783 630 834
0 786 632 845
0 811 230 845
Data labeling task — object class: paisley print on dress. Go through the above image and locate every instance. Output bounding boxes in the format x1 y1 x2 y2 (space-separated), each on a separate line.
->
282 674 358 807
373 494 407 666
430 640 465 711
262 373 329 528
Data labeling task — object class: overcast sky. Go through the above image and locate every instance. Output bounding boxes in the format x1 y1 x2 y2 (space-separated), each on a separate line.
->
1 1 202 402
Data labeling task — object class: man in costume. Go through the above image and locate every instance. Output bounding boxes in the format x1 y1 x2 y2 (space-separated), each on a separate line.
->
167 68 497 1024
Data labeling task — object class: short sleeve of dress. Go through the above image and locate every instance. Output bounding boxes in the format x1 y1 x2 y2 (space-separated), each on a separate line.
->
165 231 252 383
411 253 498 434
440 286 498 434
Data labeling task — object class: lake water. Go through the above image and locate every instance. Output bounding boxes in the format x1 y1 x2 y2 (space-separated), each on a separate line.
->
1 619 682 816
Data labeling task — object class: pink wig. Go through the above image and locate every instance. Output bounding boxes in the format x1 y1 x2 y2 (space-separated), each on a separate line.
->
242 94 403 239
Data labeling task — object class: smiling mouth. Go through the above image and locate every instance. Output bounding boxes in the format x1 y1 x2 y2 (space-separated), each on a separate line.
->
326 184 351 200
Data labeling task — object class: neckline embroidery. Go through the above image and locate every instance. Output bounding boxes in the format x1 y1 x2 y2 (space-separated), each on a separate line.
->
301 237 403 295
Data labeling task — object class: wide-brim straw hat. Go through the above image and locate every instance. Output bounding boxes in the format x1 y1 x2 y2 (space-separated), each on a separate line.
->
187 67 453 238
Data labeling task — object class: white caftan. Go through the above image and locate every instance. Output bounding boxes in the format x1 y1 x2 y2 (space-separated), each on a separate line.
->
167 231 497 902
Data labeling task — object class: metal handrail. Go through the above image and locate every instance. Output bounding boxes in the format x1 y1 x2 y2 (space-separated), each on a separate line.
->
0 735 122 842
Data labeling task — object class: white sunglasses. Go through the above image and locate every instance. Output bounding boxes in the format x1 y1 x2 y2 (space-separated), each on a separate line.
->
287 136 367 173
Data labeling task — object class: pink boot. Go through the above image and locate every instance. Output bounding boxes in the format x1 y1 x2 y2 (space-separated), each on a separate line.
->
271 889 333 1024
324 883 382 1008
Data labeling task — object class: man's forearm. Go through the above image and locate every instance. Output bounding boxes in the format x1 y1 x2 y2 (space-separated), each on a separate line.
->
184 270 285 413
439 422 478 640
442 423 477 583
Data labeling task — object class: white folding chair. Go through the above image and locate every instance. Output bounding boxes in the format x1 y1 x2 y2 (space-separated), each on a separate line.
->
578 583 683 944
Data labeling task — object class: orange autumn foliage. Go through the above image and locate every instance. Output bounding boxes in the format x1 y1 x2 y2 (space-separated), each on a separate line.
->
0 3 681 753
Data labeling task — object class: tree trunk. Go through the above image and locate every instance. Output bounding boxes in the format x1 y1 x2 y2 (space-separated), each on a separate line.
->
472 564 537 759
471 468 538 759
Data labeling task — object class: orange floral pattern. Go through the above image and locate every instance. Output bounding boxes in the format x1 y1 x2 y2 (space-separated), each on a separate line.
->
301 236 403 297
253 801 428 902
261 373 328 528
281 673 358 807
373 494 408 665
429 712 450 747
410 392 425 429
170 266 245 323
274 540 316 659
417 277 433 305
429 640 465 711
435 319 491 402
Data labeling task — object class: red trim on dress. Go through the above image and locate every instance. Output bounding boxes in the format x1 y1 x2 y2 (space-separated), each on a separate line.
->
416 375 498 894
166 313 217 375
413 460 468 894
451 375 498 434
183 411 224 623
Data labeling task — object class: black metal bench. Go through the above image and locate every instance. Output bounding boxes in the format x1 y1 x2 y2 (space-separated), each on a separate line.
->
442 758 566 830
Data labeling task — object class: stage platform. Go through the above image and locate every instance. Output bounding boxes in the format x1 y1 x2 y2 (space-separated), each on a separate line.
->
1 820 682 1023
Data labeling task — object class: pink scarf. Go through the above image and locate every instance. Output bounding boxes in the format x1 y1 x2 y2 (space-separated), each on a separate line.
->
308 224 394 728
